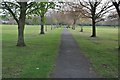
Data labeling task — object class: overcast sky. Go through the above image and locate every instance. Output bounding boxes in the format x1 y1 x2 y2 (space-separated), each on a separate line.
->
1 0 119 2
0 0 116 16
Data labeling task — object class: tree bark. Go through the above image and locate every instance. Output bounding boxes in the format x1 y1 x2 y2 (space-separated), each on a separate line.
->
40 15 45 34
17 23 26 46
91 18 96 37
16 2 27 47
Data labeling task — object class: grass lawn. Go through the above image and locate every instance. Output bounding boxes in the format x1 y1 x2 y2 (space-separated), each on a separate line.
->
2 25 63 78
69 26 118 78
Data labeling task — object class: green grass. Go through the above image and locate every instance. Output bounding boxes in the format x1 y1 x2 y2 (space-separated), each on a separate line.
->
2 25 118 78
69 26 118 78
2 25 63 78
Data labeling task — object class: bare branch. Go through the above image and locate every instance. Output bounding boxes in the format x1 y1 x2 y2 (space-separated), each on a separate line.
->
3 2 19 24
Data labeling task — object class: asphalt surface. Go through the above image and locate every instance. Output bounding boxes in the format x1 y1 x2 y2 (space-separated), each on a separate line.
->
50 28 99 78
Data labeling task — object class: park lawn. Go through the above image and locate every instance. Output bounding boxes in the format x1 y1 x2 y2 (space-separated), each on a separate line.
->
69 26 118 78
2 25 63 78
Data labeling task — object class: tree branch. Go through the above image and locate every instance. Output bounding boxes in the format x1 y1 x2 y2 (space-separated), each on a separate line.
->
3 2 19 24
79 0 92 11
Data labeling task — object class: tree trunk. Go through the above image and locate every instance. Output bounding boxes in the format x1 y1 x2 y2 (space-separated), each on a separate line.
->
16 2 27 47
118 18 120 50
51 24 52 30
112 3 120 50
80 26 83 32
17 23 26 46
72 19 76 30
45 25 47 32
91 18 96 37
40 15 45 34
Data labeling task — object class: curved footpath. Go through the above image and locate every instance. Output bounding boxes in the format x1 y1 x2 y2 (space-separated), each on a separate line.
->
50 28 100 78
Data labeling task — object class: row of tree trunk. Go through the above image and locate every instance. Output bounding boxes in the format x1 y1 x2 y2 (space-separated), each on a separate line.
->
4 2 120 50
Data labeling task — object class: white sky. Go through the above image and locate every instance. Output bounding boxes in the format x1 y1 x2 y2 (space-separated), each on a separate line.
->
0 0 117 16
1 0 119 2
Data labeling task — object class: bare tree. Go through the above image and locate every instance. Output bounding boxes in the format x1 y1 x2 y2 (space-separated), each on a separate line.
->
112 0 120 17
79 0 113 37
79 17 90 32
111 0 120 49
107 11 118 27
66 11 81 30
65 2 84 30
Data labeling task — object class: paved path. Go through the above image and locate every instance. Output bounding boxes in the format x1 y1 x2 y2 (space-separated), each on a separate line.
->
50 28 99 78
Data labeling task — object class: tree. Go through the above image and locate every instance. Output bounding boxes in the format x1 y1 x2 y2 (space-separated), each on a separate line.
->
1 1 40 47
79 17 90 32
0 10 9 21
79 0 113 37
31 2 55 34
1 2 28 46
55 2 85 30
30 15 39 25
111 0 120 49
112 0 120 17
62 12 73 28
65 2 82 30
107 11 118 27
